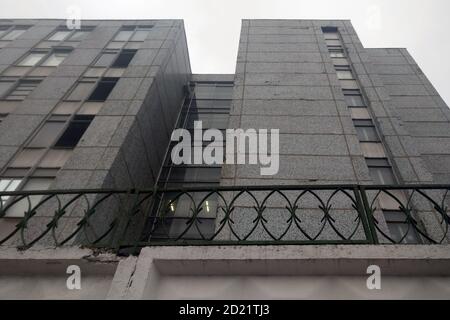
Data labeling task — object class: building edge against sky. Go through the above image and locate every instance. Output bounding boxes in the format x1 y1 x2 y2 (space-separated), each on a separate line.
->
0 18 449 299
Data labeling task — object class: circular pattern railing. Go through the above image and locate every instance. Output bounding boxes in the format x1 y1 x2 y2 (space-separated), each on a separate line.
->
0 185 449 253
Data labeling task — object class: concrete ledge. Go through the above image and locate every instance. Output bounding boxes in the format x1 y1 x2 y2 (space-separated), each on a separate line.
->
0 246 120 275
138 245 450 276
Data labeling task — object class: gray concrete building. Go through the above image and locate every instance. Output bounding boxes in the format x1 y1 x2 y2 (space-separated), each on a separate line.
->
0 19 450 299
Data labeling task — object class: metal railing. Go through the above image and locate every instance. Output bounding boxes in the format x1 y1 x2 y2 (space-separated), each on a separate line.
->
0 184 449 254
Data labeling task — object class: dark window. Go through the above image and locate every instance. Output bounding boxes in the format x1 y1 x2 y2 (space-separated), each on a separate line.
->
383 210 421 244
87 78 118 101
366 158 396 184
365 158 391 167
165 167 222 183
111 50 137 68
152 217 216 240
322 26 338 33
54 115 94 148
187 112 229 129
353 119 380 142
344 94 365 107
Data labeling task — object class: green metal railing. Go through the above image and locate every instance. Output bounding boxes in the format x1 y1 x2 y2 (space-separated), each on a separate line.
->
0 184 449 254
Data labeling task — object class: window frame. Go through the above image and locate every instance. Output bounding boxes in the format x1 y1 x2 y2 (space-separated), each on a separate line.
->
383 210 422 244
86 77 119 102
0 25 30 41
46 26 95 42
3 48 72 78
367 158 396 185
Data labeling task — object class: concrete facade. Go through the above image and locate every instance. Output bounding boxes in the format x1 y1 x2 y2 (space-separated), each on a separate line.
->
0 19 449 299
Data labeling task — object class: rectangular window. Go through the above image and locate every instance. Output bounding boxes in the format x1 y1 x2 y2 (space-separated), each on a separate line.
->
367 159 396 185
353 119 380 142
94 52 118 67
114 29 134 42
368 166 396 185
1 26 29 41
48 30 71 41
67 30 89 41
40 51 70 67
17 52 47 67
0 178 22 207
54 115 94 148
111 50 137 68
66 81 96 101
165 167 222 183
87 77 118 102
153 217 216 240
4 80 41 101
3 178 54 218
47 27 93 42
28 119 67 148
130 29 151 41
383 210 421 244
344 91 366 107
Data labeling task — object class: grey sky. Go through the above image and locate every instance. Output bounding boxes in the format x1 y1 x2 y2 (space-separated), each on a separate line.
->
1 0 449 105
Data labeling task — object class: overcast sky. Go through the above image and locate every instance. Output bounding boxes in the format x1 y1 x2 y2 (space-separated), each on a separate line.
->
2 0 449 105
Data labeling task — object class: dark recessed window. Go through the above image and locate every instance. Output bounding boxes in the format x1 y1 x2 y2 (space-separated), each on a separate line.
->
322 26 338 33
87 77 118 102
54 115 94 148
111 50 137 68
353 119 380 142
367 159 396 185
343 89 366 107
383 210 421 244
